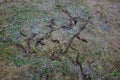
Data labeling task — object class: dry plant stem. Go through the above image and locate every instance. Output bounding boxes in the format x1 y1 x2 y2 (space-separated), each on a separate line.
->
71 47 91 80
62 9 78 28
19 30 37 54
62 9 72 18
70 47 85 80
15 43 27 53
62 9 93 25
19 9 91 55
63 22 88 54
20 30 27 37
35 27 61 47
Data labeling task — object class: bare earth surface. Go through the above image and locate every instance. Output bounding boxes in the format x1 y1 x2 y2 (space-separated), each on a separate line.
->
0 0 120 80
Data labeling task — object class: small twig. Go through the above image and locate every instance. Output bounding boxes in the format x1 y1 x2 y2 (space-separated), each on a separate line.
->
63 16 91 54
63 31 80 54
45 18 56 30
35 37 46 47
35 18 60 47
62 9 72 18
71 47 91 80
51 39 60 44
20 29 38 48
78 17 93 25
70 47 83 72
77 36 88 43
62 9 93 25
15 43 27 53
62 9 78 29
20 30 27 37
63 25 87 54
